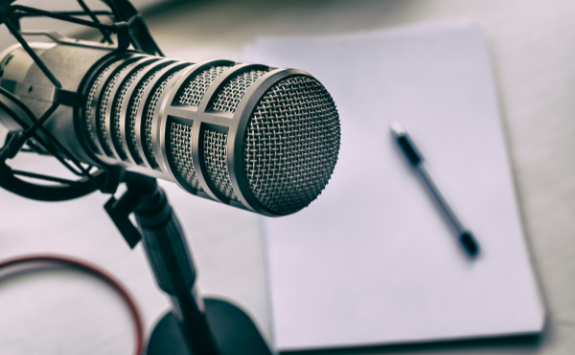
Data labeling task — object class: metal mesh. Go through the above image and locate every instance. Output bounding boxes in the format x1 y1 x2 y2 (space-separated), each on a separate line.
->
143 67 188 168
169 121 201 190
111 63 153 160
176 66 231 106
98 61 137 157
243 75 340 215
126 62 173 164
85 58 123 152
203 129 237 200
211 70 268 113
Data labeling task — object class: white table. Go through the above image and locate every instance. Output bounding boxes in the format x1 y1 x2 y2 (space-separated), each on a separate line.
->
1 0 574 354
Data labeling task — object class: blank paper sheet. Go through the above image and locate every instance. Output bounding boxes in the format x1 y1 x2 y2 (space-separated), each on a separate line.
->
242 23 545 351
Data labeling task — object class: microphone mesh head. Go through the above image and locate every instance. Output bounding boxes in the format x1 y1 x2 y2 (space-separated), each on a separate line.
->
127 62 172 164
98 61 137 157
203 129 237 200
170 122 201 190
85 58 123 152
83 56 339 216
112 64 152 160
211 70 268 112
169 66 232 191
143 69 186 168
178 66 231 106
199 69 269 200
243 75 340 215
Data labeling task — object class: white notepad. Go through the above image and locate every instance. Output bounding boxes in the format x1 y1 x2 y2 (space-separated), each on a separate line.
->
241 23 545 351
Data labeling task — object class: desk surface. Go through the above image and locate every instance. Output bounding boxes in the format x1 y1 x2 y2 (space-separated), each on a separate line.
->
1 0 575 354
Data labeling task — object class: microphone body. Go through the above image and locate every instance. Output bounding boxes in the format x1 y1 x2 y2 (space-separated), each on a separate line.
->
0 42 341 216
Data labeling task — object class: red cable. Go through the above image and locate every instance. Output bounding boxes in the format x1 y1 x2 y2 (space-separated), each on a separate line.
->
0 254 145 355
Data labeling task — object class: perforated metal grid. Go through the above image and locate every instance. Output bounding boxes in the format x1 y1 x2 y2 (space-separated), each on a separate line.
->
176 66 231 106
211 70 268 113
85 58 123 152
112 63 152 160
98 61 137 157
169 121 201 190
143 67 188 168
126 62 172 164
203 129 237 200
243 75 340 215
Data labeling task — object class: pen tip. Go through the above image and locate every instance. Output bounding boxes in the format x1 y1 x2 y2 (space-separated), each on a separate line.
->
460 231 480 258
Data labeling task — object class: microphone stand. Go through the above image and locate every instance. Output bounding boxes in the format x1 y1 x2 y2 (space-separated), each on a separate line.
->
105 174 274 355
129 176 218 355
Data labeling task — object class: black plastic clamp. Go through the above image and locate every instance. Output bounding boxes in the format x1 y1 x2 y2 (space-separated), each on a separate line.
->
104 187 143 248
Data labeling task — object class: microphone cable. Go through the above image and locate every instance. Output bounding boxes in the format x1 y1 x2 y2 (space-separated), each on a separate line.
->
0 254 145 355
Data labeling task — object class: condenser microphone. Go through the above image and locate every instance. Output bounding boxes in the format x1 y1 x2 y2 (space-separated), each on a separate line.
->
0 42 341 216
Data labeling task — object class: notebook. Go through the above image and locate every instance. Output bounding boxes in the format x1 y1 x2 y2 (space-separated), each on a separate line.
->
241 23 545 351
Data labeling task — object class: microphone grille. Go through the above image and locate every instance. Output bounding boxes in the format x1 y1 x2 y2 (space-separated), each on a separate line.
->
211 70 268 113
143 68 186 168
243 75 340 215
170 122 201 190
199 69 270 201
127 62 173 164
204 128 237 200
83 56 340 216
112 63 152 160
178 66 232 106
99 61 137 157
169 65 233 192
85 58 124 152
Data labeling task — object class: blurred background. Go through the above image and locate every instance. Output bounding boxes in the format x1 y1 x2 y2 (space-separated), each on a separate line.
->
1 0 575 354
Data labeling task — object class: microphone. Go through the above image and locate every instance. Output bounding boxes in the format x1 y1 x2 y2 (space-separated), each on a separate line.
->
0 4 340 354
0 42 341 216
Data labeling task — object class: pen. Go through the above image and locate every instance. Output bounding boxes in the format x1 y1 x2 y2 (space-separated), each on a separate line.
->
390 122 480 258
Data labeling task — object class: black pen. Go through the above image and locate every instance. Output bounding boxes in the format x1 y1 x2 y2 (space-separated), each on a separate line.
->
390 122 480 258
